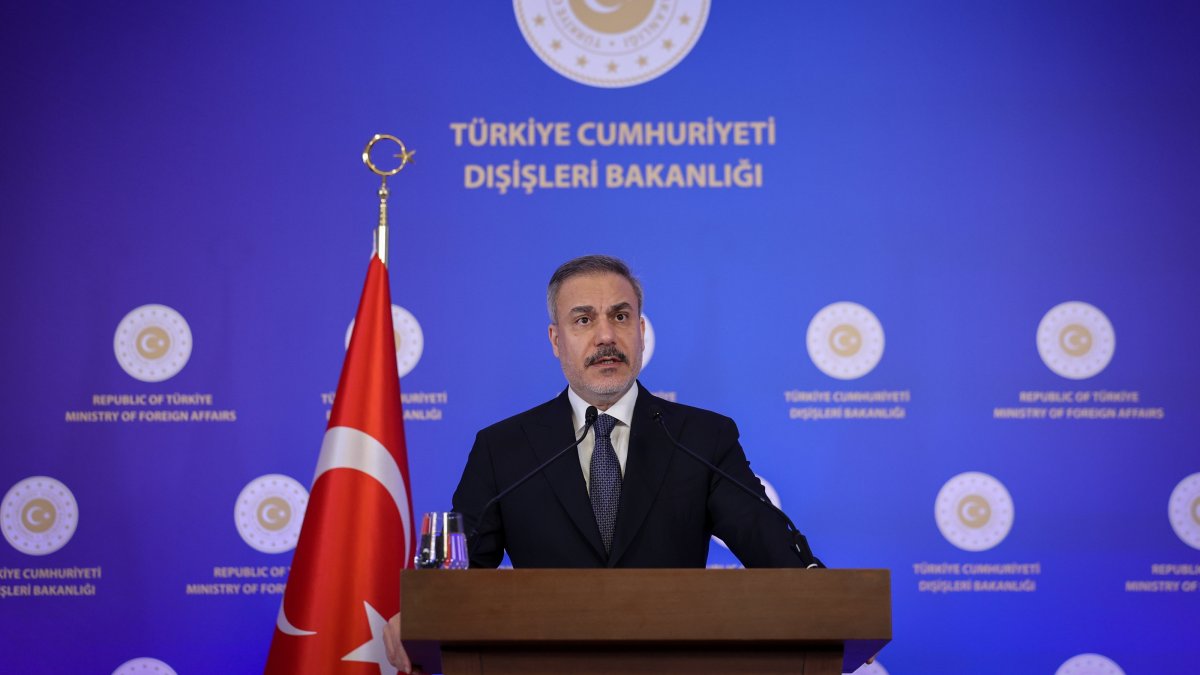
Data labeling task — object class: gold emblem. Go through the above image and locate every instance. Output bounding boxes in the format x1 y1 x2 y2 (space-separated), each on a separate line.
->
363 134 415 177
234 474 308 554
515 0 710 88
935 472 1014 552
135 326 171 360
21 498 56 533
1037 301 1114 379
2 476 78 555
114 304 192 382
362 134 415 267
257 497 292 532
828 324 863 357
1058 324 1092 357
806 302 885 380
569 0 654 33
957 495 991 529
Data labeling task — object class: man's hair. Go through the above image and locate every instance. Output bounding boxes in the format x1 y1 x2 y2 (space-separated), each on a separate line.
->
547 254 644 323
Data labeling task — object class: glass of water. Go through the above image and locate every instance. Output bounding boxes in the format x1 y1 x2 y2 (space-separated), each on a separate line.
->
414 511 469 569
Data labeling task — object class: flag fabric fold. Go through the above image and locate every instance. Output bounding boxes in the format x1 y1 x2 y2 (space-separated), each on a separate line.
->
266 256 415 674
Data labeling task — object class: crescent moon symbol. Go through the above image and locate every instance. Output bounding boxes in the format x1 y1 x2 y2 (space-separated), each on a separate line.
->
1059 324 1092 357
276 426 414 638
23 505 50 528
583 0 624 14
276 603 316 637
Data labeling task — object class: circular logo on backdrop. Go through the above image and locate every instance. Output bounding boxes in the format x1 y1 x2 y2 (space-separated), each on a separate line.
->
1037 302 1115 379
234 475 308 554
1168 472 1200 550
2 477 78 556
642 313 656 369
113 304 192 382
113 658 178 675
806 302 885 380
935 472 1014 552
514 0 710 88
345 304 424 379
1054 653 1126 675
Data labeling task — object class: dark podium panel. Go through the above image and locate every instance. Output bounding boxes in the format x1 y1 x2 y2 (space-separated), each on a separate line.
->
402 568 891 675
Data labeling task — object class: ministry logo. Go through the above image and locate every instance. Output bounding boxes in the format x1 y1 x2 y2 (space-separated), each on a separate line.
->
234 474 308 554
1055 653 1125 675
1037 301 1114 379
806 302 885 380
113 658 178 675
113 304 192 382
1169 472 1200 550
642 313 656 368
346 304 424 379
2 476 78 556
514 0 710 88
935 472 1014 552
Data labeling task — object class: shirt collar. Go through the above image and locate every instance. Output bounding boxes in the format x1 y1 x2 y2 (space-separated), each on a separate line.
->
567 382 639 431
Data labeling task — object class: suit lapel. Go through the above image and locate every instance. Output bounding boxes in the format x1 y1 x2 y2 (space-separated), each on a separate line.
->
522 390 607 559
608 383 675 566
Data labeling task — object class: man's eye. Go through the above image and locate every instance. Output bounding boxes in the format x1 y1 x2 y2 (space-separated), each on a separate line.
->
576 316 590 325
615 312 628 321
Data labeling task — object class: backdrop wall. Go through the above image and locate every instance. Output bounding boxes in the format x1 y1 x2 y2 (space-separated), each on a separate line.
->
2 2 1197 673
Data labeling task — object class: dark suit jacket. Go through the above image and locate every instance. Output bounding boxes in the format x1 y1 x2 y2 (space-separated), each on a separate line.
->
452 382 810 568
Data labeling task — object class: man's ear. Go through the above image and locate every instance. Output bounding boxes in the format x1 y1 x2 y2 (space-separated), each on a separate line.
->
548 323 560 358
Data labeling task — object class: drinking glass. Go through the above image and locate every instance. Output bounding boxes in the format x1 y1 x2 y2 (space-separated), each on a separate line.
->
414 511 469 569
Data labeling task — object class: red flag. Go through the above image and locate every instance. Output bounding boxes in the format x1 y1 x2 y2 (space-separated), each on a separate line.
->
266 256 415 674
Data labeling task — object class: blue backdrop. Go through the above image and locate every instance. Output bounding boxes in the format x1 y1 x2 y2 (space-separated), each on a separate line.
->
2 2 1198 673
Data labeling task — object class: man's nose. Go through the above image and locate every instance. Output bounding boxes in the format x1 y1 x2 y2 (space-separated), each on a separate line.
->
594 317 616 343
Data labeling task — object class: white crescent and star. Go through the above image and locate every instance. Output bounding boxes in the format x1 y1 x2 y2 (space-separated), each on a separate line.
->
275 426 413 648
259 502 288 527
23 504 52 529
342 601 399 674
958 498 989 527
582 0 624 13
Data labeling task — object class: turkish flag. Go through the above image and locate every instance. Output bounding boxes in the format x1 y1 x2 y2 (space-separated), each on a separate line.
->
265 256 415 674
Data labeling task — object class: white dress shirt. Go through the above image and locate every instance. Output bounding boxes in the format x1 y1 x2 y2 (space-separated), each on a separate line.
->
567 385 638 492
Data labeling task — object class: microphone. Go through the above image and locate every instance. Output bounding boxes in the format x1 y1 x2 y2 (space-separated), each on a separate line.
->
467 406 599 549
651 408 825 569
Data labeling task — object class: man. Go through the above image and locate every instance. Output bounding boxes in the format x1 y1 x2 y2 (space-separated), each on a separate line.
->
385 255 820 670
454 253 821 568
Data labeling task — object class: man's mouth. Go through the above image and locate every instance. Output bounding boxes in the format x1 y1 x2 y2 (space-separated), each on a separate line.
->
586 348 627 368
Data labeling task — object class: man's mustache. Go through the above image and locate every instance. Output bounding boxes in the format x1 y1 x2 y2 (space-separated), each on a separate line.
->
585 346 628 366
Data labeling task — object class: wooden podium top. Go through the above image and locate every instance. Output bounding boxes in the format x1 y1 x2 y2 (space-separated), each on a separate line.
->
402 568 890 673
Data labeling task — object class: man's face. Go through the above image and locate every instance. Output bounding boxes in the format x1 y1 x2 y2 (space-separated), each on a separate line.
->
548 272 645 408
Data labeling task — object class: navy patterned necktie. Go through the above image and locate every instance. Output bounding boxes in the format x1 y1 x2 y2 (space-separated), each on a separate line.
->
589 413 621 554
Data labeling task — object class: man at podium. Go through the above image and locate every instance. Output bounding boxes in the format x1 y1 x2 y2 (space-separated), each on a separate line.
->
386 254 822 672
453 254 821 569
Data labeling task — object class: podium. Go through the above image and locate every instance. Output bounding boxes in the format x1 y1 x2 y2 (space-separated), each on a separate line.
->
401 568 890 675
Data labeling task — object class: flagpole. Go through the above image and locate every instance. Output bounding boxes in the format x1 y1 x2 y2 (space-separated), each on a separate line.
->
362 133 416 267
266 133 419 674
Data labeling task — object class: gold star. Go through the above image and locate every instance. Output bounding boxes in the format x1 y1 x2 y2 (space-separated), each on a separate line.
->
551 39 562 50
680 14 691 25
663 39 674 50
637 55 648 67
606 61 618 72
534 15 545 26
577 55 588 67
394 148 416 165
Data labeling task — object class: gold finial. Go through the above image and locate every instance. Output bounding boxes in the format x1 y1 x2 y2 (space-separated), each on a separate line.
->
362 134 416 266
